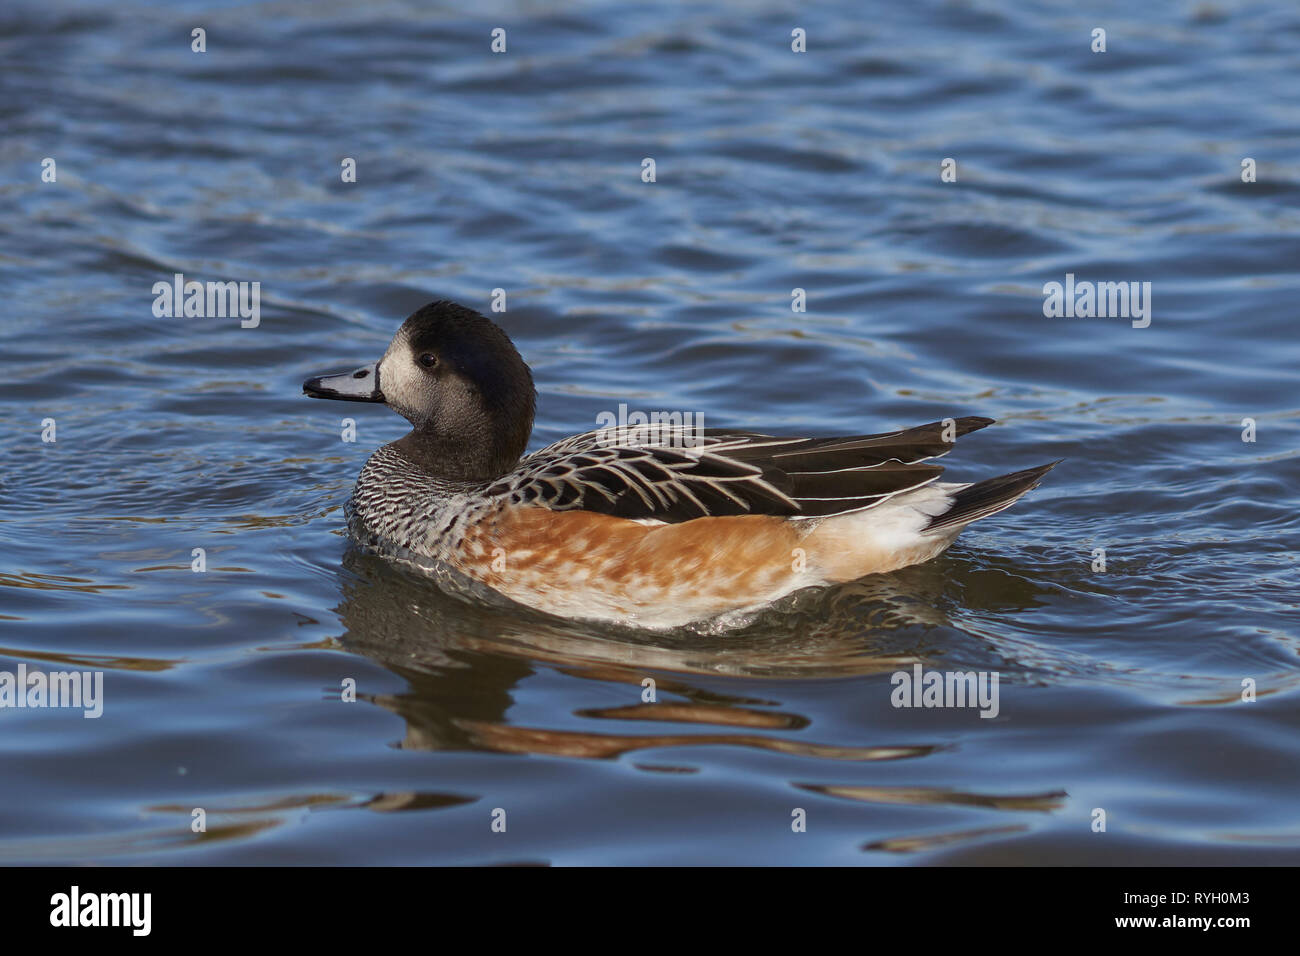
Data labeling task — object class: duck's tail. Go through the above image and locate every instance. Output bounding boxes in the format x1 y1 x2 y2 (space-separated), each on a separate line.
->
923 460 1061 534
799 459 1060 584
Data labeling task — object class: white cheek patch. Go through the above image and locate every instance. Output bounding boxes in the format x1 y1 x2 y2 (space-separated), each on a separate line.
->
378 338 425 419
377 333 485 430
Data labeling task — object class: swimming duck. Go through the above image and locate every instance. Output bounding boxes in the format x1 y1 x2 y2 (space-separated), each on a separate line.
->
304 301 1057 628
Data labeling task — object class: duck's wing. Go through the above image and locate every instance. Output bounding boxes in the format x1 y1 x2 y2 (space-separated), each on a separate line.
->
488 416 995 523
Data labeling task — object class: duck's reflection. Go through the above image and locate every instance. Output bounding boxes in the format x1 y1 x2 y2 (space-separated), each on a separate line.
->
331 546 1050 763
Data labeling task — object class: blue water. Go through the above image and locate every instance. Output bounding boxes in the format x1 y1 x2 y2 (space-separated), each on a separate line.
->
1 0 1298 864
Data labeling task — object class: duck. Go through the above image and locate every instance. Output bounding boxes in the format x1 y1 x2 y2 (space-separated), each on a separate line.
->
304 301 1058 628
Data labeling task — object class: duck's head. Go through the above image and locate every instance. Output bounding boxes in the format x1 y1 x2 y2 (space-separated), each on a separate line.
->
304 300 536 481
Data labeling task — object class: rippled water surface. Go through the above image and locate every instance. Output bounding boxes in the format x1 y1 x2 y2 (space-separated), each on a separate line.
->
2 0 1299 864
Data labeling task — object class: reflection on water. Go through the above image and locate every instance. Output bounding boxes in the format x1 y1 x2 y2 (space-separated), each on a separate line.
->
333 549 1056 813
799 784 1068 813
290 545 1101 862
864 825 1030 855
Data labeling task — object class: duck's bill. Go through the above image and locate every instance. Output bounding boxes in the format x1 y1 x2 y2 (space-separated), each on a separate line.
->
302 363 384 402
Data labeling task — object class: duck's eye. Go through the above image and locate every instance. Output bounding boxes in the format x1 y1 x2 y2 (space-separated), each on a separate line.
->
418 353 438 369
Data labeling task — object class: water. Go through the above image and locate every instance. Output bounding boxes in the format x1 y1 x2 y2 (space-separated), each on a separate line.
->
2 0 1298 864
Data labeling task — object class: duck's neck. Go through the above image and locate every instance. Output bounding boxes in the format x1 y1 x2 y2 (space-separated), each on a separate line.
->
390 428 522 485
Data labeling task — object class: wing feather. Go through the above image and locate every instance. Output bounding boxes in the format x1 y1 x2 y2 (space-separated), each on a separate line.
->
488 416 994 522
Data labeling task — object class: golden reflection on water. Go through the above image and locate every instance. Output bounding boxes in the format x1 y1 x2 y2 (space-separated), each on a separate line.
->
327 546 1066 856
